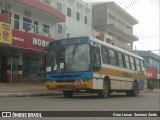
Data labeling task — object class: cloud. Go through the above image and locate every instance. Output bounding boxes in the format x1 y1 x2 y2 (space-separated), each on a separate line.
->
126 0 160 51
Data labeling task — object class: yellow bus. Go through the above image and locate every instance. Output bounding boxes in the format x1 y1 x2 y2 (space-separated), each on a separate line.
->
45 36 147 98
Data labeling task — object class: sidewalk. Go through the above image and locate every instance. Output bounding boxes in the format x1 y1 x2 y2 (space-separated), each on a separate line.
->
141 88 160 93
0 83 62 97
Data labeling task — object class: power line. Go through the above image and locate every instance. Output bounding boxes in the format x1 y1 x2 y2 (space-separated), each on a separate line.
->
124 0 141 10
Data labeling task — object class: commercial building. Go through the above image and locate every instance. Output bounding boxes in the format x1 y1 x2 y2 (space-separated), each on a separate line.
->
136 51 160 88
0 0 65 83
92 2 138 51
0 0 92 83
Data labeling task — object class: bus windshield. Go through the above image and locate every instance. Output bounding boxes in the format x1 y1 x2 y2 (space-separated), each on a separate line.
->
46 44 90 73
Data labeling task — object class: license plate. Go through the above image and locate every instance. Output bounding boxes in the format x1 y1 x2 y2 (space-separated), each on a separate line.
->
73 82 81 86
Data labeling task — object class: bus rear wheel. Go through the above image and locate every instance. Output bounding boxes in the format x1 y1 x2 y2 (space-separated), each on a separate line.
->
98 81 110 98
63 91 73 98
126 82 139 96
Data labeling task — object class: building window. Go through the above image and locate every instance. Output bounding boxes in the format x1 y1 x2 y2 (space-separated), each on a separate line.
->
14 14 19 30
23 17 32 32
76 12 80 21
58 24 62 33
34 21 38 34
43 0 50 4
43 24 49 34
67 7 71 17
84 16 87 24
57 2 62 12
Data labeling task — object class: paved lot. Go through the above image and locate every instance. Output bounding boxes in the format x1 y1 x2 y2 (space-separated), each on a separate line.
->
0 83 159 97
0 92 159 120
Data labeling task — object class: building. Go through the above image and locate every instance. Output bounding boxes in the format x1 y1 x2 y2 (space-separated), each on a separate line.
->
54 0 92 39
92 2 138 51
0 0 92 83
136 51 160 88
0 0 65 83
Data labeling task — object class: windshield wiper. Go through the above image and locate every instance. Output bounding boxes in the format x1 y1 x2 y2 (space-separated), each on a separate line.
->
71 44 78 60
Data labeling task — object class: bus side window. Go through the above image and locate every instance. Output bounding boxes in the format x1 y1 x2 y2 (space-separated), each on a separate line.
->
125 55 131 69
140 60 145 72
130 56 136 70
118 52 125 68
101 45 109 65
91 45 101 71
109 48 117 66
135 59 141 71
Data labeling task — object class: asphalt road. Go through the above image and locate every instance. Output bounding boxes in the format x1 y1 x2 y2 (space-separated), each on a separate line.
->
0 92 159 120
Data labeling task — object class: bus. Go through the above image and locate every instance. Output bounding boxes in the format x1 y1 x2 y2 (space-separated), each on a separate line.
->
45 36 147 98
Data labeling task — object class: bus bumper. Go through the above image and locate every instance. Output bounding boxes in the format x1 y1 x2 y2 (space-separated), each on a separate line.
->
46 80 93 90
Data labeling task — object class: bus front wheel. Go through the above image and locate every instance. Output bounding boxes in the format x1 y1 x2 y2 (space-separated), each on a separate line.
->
63 91 73 98
98 81 110 98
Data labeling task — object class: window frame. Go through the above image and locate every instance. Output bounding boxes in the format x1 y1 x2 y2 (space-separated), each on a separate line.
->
117 52 125 68
43 0 50 4
23 17 32 32
57 2 62 12
124 54 131 69
140 60 145 72
76 12 80 21
109 48 117 66
135 59 141 71
84 16 87 24
43 24 50 34
130 56 136 71
14 14 20 30
101 45 110 65
57 24 62 33
67 7 72 17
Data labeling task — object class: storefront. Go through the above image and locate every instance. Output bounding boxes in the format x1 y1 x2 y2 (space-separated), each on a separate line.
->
0 21 53 83
0 21 12 82
145 67 159 89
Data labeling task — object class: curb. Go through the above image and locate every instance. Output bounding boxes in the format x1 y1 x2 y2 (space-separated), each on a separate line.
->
0 92 63 97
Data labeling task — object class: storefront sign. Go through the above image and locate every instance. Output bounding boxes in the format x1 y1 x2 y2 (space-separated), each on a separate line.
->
145 68 157 79
32 38 49 47
13 36 24 42
0 21 12 44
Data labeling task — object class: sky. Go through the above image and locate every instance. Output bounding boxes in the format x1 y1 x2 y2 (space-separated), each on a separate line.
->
86 0 160 55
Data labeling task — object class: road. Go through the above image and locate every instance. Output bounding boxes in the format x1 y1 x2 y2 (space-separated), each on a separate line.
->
0 92 159 120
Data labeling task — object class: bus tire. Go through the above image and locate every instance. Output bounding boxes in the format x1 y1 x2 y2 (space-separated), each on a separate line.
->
126 81 139 96
132 81 139 96
98 81 110 98
63 91 73 98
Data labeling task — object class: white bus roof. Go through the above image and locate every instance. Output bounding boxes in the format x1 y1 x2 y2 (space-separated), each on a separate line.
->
90 36 143 60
